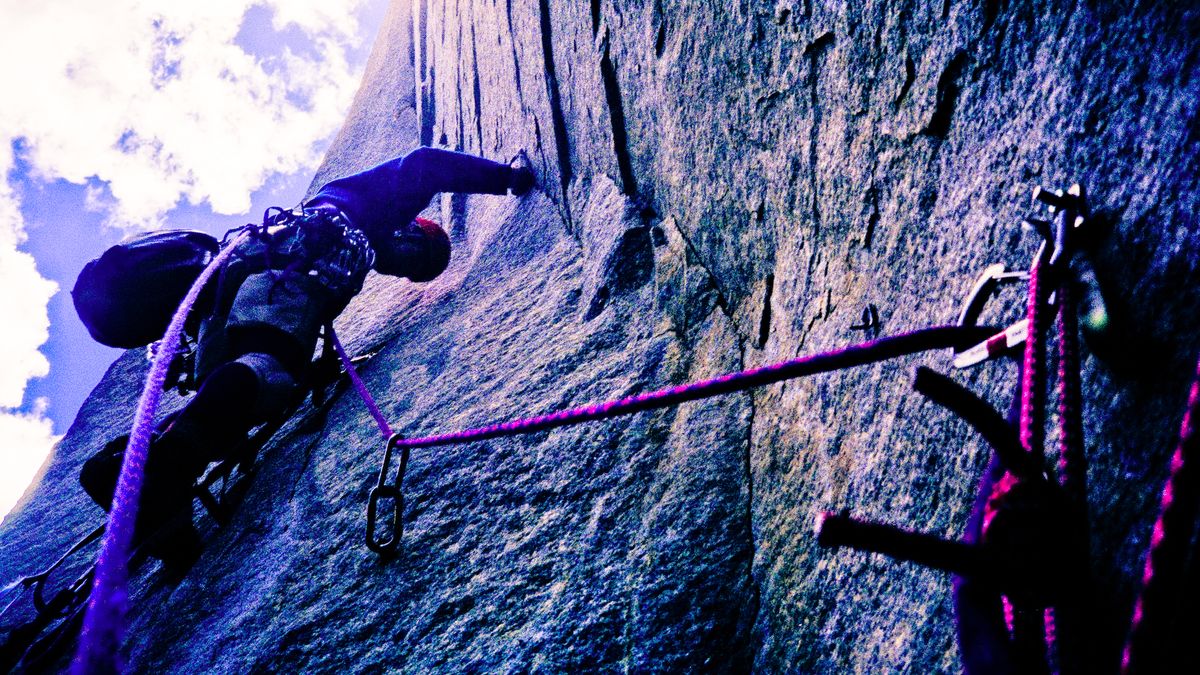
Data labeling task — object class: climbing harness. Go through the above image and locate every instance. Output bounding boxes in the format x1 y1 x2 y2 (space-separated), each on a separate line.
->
223 205 374 302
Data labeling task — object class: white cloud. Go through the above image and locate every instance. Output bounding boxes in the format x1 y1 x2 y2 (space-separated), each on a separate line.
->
0 0 373 519
0 399 61 523
0 143 57 409
0 0 366 225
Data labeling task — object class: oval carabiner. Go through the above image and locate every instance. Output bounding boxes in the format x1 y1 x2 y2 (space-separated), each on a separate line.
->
365 484 402 556
365 434 412 557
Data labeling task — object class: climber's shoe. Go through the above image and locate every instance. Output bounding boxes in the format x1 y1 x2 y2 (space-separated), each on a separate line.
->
128 428 204 571
142 519 204 582
508 149 535 196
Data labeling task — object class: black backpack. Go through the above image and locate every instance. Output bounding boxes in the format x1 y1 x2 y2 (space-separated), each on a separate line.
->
72 230 220 348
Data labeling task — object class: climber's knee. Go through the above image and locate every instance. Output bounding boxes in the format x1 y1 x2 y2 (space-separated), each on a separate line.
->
233 352 300 421
79 438 126 511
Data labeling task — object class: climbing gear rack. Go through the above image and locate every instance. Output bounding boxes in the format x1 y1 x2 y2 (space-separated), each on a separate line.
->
812 184 1105 674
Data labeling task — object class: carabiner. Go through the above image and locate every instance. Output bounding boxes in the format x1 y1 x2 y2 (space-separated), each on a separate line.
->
366 484 403 556
955 263 1030 331
364 433 411 557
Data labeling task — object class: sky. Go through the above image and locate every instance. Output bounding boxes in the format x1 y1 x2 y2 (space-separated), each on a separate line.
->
0 0 391 521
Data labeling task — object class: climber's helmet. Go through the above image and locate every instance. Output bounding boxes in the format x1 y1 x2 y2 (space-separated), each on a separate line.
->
373 217 451 282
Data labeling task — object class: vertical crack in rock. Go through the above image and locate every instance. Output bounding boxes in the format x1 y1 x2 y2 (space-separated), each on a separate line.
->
415 0 435 146
285 432 323 507
894 54 915 109
504 0 525 106
591 0 601 37
805 32 835 236
584 285 610 321
407 21 416 70
455 9 467 150
652 0 667 58
864 185 879 250
757 274 774 348
922 50 969 139
672 223 734 321
538 0 574 199
981 0 1002 35
468 3 485 148
737 337 762 668
600 37 638 196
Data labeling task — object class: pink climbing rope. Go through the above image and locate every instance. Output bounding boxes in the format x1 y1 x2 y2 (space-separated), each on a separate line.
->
1020 260 1049 462
338 325 991 453
1010 260 1052 670
72 230 251 675
327 328 392 440
1122 354 1200 674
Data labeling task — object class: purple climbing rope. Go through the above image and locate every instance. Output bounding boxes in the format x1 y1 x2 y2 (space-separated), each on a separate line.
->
1122 354 1200 674
72 230 251 675
327 327 392 440
346 325 991 452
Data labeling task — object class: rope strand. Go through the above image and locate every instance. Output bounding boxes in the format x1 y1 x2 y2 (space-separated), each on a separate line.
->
1057 283 1088 504
72 230 251 675
1122 354 1200 674
350 325 992 452
327 328 392 440
1020 261 1049 462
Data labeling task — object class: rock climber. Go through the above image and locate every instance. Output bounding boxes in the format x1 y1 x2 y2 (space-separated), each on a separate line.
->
77 146 535 570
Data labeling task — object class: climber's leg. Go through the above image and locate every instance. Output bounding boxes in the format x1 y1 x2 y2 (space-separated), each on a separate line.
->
79 438 129 511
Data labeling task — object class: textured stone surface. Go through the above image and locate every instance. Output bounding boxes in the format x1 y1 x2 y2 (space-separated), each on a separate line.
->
3 0 1200 672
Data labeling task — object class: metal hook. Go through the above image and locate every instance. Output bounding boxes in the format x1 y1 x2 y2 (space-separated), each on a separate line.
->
951 264 1030 368
956 263 1030 330
952 184 1092 369
1029 183 1087 273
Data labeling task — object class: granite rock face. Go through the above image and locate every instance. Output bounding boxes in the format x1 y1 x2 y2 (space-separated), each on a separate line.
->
3 1 1200 672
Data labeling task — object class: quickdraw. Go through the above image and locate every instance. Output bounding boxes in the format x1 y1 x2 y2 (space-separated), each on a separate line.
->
365 434 411 556
347 326 1000 554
